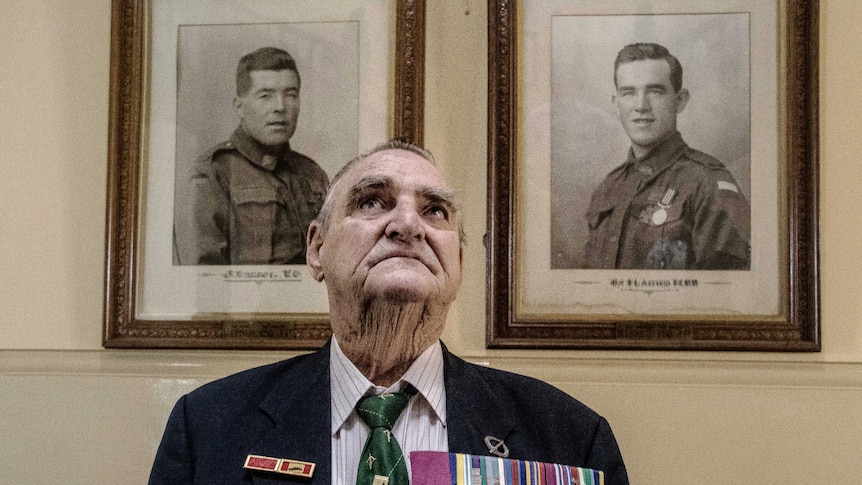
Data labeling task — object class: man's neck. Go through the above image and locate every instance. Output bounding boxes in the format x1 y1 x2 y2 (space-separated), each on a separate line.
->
630 131 680 160
233 125 290 157
334 299 447 387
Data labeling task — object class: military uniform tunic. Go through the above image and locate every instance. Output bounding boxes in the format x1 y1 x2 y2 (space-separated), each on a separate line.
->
180 127 329 265
584 132 750 270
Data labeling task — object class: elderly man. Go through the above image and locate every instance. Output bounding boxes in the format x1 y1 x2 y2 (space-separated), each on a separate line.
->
176 46 329 265
150 140 628 484
584 43 750 270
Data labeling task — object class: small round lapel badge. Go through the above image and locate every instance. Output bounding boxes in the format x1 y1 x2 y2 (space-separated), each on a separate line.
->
484 435 510 458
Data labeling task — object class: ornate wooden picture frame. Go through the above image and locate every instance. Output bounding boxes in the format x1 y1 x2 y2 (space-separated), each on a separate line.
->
104 0 425 349
486 0 819 350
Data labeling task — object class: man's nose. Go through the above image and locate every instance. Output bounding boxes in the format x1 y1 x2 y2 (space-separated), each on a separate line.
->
271 93 286 112
385 202 425 242
635 92 650 112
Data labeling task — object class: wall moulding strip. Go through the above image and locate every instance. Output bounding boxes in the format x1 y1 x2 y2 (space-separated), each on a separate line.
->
2 351 862 390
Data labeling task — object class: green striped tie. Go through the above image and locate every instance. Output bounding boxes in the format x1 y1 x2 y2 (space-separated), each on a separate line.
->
355 387 415 485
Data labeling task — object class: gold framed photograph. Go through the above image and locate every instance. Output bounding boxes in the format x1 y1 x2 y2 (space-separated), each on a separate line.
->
104 0 425 349
486 0 819 350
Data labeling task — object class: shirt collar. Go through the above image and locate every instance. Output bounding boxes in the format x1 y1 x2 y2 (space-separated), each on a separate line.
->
229 126 293 171
329 336 447 435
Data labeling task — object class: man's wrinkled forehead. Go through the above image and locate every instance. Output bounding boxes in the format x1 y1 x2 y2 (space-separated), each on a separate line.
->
334 150 455 209
342 149 444 190
367 148 438 169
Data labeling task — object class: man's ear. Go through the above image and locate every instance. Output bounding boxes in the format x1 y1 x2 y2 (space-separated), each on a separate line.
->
675 88 690 114
233 96 244 120
306 221 325 282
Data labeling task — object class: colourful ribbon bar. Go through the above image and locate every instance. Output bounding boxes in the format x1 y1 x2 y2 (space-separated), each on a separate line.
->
410 451 604 485
243 454 315 478
244 455 279 472
278 459 315 478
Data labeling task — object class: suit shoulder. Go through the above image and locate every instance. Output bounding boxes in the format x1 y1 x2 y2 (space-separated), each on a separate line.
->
183 351 321 411
461 358 602 420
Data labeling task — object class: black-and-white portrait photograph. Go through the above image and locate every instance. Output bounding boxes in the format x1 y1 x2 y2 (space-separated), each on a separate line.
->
489 1 811 349
112 1 401 333
172 22 359 266
550 14 751 271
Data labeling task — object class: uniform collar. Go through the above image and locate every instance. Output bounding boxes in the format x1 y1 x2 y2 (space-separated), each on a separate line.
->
626 131 687 177
229 126 293 171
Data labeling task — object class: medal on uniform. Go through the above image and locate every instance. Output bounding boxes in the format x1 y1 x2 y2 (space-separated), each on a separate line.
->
651 188 677 226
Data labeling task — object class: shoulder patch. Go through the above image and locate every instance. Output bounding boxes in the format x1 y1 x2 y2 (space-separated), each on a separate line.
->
717 180 739 193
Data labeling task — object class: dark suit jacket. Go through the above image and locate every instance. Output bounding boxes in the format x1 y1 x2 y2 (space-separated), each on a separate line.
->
149 341 628 484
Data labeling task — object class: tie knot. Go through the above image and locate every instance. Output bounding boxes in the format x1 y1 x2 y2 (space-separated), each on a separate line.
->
355 389 413 429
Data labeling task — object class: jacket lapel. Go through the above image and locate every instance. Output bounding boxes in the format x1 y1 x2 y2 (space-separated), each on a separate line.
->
248 344 332 484
241 341 521 482
442 344 517 457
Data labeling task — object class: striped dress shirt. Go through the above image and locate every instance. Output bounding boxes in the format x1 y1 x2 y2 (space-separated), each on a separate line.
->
330 337 448 484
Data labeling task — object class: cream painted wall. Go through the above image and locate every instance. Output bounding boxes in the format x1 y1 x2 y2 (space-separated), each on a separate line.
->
2 1 861 484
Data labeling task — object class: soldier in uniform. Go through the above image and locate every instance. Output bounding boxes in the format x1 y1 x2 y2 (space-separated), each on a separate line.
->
583 43 750 270
177 47 329 265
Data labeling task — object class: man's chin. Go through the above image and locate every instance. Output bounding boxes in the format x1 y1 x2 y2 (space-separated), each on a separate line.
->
363 273 435 304
256 129 293 147
367 283 431 304
379 289 429 304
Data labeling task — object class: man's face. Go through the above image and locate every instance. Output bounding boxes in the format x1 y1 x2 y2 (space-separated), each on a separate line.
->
613 59 689 158
307 149 463 308
233 69 300 147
